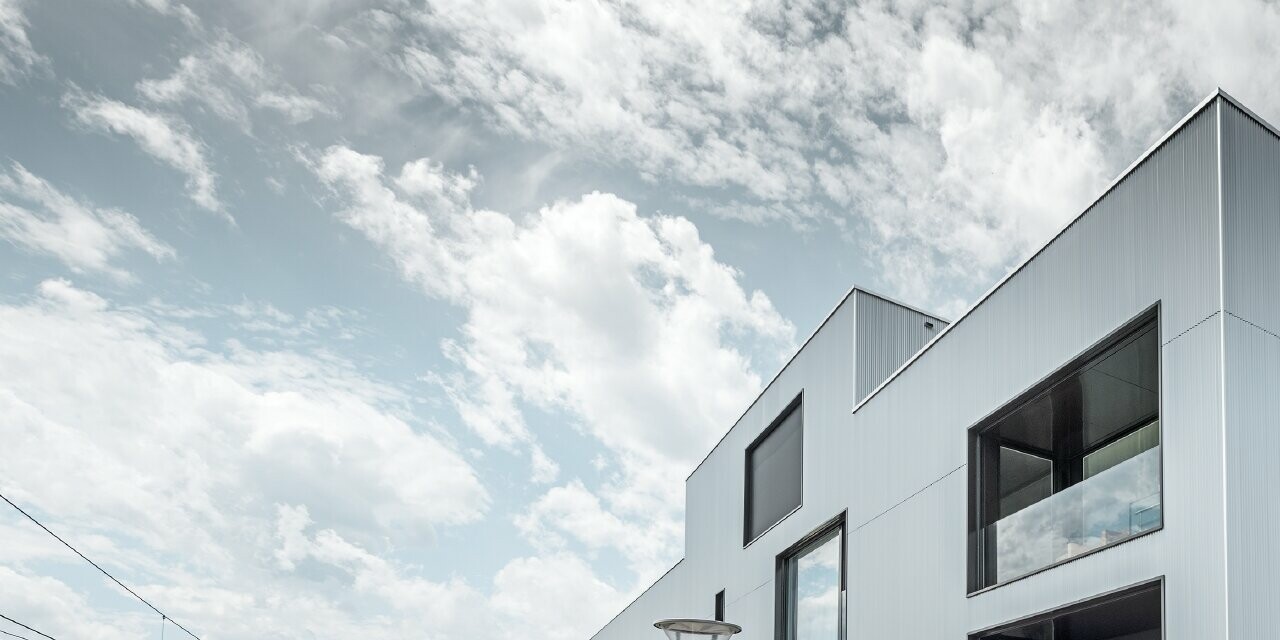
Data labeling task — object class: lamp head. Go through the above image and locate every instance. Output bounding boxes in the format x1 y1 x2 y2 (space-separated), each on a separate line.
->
653 619 742 640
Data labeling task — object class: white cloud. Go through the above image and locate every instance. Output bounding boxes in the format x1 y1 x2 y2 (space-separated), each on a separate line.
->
311 145 794 605
0 162 173 280
123 0 200 28
0 0 45 84
270 504 624 640
311 146 792 515
62 90 226 218
271 504 486 633
491 552 625 640
0 566 147 639
350 0 1280 310
516 480 676 582
138 32 333 128
0 279 491 637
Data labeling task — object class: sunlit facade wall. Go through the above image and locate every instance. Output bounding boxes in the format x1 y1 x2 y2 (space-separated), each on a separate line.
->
593 91 1280 640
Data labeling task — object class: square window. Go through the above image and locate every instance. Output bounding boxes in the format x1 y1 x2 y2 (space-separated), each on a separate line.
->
745 395 803 544
969 312 1162 591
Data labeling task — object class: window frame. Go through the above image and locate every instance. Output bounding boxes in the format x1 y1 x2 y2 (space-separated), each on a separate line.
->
774 512 846 640
967 304 1164 594
968 577 1164 639
744 392 805 547
714 589 725 622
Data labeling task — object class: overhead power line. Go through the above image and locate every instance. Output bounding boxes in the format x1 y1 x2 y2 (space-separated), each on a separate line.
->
0 491 203 640
0 613 56 640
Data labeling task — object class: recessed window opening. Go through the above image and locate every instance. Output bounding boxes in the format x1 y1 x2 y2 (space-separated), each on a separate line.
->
970 312 1161 591
745 394 803 544
777 517 844 640
972 581 1161 640
714 589 725 622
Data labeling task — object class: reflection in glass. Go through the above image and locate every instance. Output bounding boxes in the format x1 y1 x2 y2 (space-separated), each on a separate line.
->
781 526 842 640
971 318 1162 589
793 533 840 640
987 442 1161 583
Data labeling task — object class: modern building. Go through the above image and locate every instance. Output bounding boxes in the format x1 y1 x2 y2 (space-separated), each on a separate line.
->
591 89 1280 640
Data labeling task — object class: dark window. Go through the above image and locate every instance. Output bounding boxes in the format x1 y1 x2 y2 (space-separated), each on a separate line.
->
714 589 725 622
969 312 1162 591
776 516 844 640
972 581 1161 640
745 395 803 544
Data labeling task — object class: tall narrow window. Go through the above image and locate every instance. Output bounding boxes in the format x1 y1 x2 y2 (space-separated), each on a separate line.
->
777 518 844 640
745 394 803 544
969 311 1161 591
972 580 1161 640
714 589 725 622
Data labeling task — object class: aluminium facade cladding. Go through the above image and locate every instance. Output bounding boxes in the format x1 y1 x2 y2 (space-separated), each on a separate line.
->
591 90 1280 640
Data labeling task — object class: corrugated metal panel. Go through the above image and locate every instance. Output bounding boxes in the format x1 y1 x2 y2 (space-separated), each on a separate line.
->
843 101 1220 545
846 469 968 637
958 315 1226 639
680 291 860 640
1221 317 1280 639
1222 98 1280 338
1219 99 1280 640
594 97 1229 640
853 290 946 403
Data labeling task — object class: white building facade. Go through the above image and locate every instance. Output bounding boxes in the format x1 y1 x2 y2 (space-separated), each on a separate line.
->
591 91 1280 640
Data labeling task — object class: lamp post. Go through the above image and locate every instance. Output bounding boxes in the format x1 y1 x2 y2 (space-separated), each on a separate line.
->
653 619 743 640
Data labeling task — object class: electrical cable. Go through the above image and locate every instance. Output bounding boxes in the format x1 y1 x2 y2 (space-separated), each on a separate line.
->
0 613 56 640
0 627 35 640
0 492 202 640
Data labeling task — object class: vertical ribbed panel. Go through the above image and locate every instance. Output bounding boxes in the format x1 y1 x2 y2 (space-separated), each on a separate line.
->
1221 317 1280 639
846 470 968 637
594 98 1230 640
853 290 946 404
1221 101 1280 336
1219 99 1280 639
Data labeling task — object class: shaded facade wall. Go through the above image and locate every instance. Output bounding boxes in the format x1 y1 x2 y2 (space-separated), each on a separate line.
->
594 95 1245 640
1220 99 1280 639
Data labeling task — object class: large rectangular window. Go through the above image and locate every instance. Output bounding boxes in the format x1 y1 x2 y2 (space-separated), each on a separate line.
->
776 517 844 640
745 395 803 544
971 580 1161 640
969 311 1161 591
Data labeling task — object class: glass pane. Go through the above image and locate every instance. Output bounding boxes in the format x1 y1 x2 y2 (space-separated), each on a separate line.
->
1079 325 1159 449
1084 420 1160 479
998 447 1053 519
982 621 1052 640
794 532 841 640
976 585 1161 640
748 405 802 540
985 444 1161 583
972 318 1161 590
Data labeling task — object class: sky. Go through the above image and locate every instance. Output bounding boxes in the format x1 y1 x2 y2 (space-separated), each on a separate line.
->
1 0 1279 639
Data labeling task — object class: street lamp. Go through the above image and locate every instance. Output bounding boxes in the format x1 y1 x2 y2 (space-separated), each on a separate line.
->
654 619 742 640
